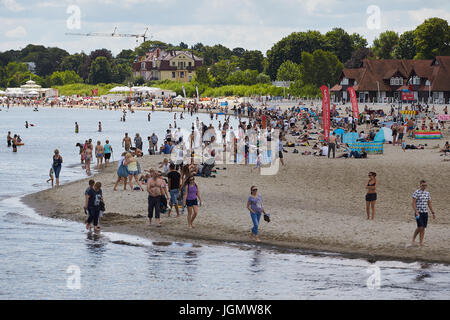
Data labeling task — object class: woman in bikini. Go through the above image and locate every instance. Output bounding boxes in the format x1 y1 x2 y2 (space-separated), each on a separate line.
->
365 172 378 220
85 145 93 175
95 140 104 170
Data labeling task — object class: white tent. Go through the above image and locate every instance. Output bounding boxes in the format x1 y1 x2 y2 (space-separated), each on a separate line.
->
0 90 5 95
27 90 39 96
174 95 184 100
109 86 131 93
381 127 393 143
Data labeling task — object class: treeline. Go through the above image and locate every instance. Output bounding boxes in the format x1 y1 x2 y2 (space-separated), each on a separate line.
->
1 17 449 97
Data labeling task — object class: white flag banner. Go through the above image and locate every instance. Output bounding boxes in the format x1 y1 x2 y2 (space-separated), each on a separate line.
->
182 85 186 98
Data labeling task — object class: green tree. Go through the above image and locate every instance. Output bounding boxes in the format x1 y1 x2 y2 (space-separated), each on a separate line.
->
209 59 237 87
414 17 450 59
393 31 416 59
88 56 112 84
266 30 325 80
202 44 233 66
239 50 264 73
276 60 302 81
372 31 399 59
256 73 271 84
193 66 212 85
350 33 368 51
50 70 83 85
112 63 132 84
344 48 374 68
324 28 353 63
232 47 246 57
134 40 169 56
300 50 343 87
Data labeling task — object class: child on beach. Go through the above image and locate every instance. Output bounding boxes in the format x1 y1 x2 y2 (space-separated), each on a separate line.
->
252 153 262 173
46 168 54 187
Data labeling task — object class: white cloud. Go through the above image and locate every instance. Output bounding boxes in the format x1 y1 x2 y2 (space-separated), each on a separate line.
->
2 0 25 12
408 8 450 23
5 25 27 38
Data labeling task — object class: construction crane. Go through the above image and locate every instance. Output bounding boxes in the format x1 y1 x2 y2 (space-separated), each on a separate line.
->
65 27 150 44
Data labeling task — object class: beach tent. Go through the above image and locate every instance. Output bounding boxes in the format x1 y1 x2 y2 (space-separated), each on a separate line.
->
373 127 393 143
0 90 5 95
333 128 345 140
174 95 184 101
109 86 130 93
342 132 358 144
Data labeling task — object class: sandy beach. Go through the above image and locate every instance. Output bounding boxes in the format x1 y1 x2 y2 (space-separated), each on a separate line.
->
22 107 450 263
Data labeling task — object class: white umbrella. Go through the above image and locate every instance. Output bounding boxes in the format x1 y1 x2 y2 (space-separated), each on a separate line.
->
27 90 39 96
175 95 184 100
0 90 5 95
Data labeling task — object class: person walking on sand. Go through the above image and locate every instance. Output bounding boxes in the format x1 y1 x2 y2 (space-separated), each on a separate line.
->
247 186 266 242
183 175 202 229
147 170 164 227
95 140 104 169
52 149 63 187
104 140 112 167
124 153 144 191
365 172 378 220
122 133 132 152
113 152 128 191
412 180 436 247
167 163 181 217
84 182 103 232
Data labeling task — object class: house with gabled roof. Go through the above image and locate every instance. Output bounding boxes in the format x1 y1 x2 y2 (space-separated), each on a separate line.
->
132 48 203 82
331 56 450 104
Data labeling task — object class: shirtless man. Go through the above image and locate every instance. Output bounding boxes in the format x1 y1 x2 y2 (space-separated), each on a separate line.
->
147 170 164 227
122 133 132 152
85 146 93 174
328 132 337 159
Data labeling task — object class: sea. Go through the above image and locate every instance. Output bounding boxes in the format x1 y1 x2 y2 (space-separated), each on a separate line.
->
0 105 449 299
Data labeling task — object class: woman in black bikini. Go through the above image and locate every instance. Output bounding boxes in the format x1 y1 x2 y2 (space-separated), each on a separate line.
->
365 172 378 220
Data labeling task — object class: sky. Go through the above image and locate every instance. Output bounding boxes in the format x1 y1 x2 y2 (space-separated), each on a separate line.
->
1 0 450 56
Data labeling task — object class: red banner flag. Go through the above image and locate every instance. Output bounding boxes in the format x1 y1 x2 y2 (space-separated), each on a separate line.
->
401 92 415 101
92 88 98 96
320 85 331 141
347 87 359 120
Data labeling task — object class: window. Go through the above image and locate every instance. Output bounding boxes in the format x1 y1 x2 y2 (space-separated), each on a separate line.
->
172 72 176 78
390 77 403 86
180 72 185 78
141 62 146 70
425 80 431 86
188 62 192 67
341 77 349 85
413 76 420 85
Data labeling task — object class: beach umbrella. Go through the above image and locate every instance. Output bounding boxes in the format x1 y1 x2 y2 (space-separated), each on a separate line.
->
0 90 5 95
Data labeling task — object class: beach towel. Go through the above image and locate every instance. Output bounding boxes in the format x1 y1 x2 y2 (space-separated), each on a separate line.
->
414 131 442 140
348 142 383 154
